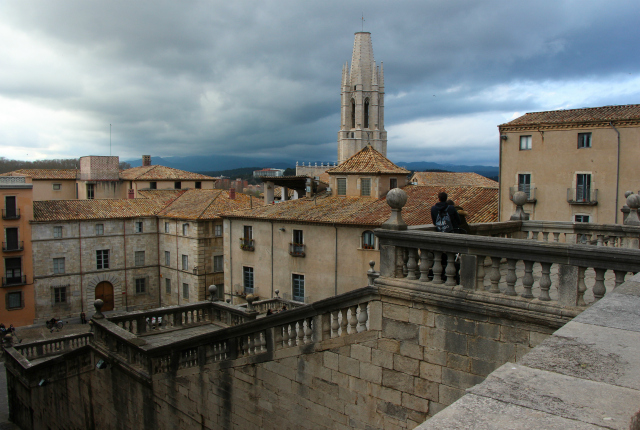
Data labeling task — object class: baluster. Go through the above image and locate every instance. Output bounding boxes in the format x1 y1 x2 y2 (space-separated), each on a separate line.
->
432 251 444 284
505 259 517 296
402 248 409 277
395 247 404 278
340 308 348 336
331 311 340 338
539 262 552 301
530 231 539 240
419 249 432 281
593 268 606 301
406 248 418 280
542 232 549 242
476 255 486 291
445 252 457 286
260 332 267 352
597 235 604 247
577 267 587 306
357 303 368 333
281 324 290 348
304 319 313 344
521 260 534 298
489 257 501 293
296 321 305 346
553 232 560 242
348 306 358 334
274 324 283 348
614 270 626 289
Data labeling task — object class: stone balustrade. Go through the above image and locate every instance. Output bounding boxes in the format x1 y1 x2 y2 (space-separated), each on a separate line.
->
107 300 254 335
375 229 640 309
242 297 304 314
11 333 92 361
520 220 640 248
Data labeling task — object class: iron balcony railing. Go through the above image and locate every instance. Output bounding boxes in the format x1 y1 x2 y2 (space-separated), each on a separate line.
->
289 243 305 257
2 241 23 252
2 275 27 287
567 188 598 205
239 238 255 251
2 209 20 220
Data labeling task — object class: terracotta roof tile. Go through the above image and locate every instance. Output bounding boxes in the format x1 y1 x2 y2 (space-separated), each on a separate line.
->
327 145 410 175
33 199 166 222
410 172 498 188
0 169 77 180
223 185 497 226
501 104 640 127
157 189 257 220
119 165 217 181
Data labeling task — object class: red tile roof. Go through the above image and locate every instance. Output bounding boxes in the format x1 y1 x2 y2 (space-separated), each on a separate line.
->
410 172 498 188
327 145 410 175
33 199 167 222
119 165 217 181
223 185 497 226
0 169 77 180
158 189 257 220
501 104 640 127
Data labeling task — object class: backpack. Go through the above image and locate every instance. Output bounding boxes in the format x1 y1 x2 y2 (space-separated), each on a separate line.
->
435 206 454 233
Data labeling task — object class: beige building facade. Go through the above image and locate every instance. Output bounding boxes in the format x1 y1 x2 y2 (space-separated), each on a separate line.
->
499 104 640 224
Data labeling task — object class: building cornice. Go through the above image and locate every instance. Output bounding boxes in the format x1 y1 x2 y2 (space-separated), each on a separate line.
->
499 119 640 132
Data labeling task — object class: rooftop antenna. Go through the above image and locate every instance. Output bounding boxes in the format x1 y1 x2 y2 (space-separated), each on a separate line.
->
110 124 112 156
362 13 365 32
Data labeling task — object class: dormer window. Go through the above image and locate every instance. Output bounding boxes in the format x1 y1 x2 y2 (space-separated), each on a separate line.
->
150 182 157 189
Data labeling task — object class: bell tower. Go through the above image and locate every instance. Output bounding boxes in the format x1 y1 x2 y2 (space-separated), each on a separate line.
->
337 32 387 164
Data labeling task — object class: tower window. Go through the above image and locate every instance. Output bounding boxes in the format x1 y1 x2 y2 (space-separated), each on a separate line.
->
364 99 369 129
351 99 356 129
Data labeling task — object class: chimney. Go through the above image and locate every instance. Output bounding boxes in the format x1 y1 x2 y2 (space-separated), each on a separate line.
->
142 155 151 166
229 188 236 200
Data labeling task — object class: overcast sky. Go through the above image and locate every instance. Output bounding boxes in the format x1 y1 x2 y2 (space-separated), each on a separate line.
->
1 0 639 167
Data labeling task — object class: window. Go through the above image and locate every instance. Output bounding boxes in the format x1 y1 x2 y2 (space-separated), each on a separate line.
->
150 181 157 189
165 278 171 294
6 291 22 310
135 278 146 294
575 214 590 223
164 222 170 233
292 274 305 302
361 178 371 196
364 99 369 128
182 223 189 236
53 226 62 239
53 258 65 274
95 224 104 235
337 178 347 196
243 266 254 294
4 258 22 284
183 283 189 299
578 133 592 149
135 221 143 233
351 99 356 129
87 184 95 199
293 229 303 245
363 231 375 250
5 227 18 250
214 255 223 272
165 251 171 266
214 224 222 237
195 181 202 189
54 287 66 303
174 181 182 189
53 183 61 190
576 174 592 202
519 135 532 150
243 225 253 240
518 174 532 198
96 250 109 269
390 178 397 189
4 196 17 219
182 254 188 271
291 230 304 255
135 251 145 266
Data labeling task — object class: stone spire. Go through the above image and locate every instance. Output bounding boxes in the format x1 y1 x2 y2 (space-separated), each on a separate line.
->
337 32 387 164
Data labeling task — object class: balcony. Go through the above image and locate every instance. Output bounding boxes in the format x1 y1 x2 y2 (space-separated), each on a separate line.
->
509 186 536 203
289 243 305 257
239 238 254 251
2 276 27 287
2 208 20 220
2 241 23 252
567 187 598 205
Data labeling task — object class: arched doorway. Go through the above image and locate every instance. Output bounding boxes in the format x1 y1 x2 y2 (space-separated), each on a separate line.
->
95 281 114 311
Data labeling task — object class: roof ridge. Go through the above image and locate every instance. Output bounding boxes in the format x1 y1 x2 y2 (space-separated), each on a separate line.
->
197 189 224 219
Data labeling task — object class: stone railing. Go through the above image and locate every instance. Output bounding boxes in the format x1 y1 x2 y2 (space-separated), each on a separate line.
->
375 229 640 309
6 333 92 364
520 220 640 248
90 288 377 377
241 297 305 314
107 301 256 335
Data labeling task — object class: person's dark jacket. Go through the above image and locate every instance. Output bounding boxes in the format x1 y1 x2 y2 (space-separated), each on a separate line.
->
430 201 461 231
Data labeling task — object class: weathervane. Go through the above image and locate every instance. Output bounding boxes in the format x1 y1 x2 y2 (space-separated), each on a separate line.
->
362 13 365 32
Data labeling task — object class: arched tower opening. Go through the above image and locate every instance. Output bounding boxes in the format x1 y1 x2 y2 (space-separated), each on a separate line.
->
351 99 356 129
364 98 370 129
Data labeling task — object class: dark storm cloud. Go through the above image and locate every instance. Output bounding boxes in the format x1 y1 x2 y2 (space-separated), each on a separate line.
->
1 0 639 165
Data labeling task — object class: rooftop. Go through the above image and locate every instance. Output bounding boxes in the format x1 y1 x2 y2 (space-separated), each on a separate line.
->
501 104 640 127
157 189 256 220
119 165 217 181
410 172 498 189
327 145 409 175
0 169 77 180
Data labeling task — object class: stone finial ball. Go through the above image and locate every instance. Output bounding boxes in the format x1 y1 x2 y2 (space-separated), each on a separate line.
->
94 299 104 311
627 193 640 209
208 285 217 295
369 260 376 269
625 190 633 198
246 294 256 304
386 188 408 209
512 191 528 206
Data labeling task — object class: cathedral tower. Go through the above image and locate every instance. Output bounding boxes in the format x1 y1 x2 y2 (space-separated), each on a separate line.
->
337 32 387 163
